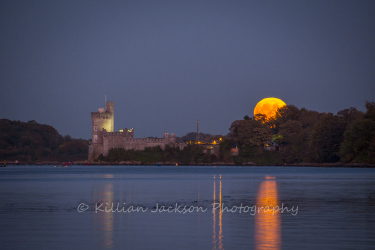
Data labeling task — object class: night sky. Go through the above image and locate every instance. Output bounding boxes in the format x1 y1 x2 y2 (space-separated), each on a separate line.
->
1 0 374 139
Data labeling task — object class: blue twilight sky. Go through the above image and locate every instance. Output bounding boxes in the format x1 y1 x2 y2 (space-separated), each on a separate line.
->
1 0 374 139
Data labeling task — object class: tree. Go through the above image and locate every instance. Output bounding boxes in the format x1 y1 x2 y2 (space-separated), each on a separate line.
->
340 102 375 163
337 107 364 125
270 105 301 131
219 138 232 162
277 120 305 163
278 120 303 145
107 148 126 162
309 113 345 163
364 101 375 121
340 119 375 163
64 135 72 142
180 145 204 164
234 118 272 157
58 139 88 160
0 119 65 161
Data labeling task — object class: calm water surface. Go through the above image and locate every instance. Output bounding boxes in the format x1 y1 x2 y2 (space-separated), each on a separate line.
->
0 165 374 249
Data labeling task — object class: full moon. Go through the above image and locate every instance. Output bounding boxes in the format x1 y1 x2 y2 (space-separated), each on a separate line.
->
254 97 286 120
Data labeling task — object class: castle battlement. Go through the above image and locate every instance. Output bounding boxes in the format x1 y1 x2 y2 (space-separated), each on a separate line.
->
91 112 113 119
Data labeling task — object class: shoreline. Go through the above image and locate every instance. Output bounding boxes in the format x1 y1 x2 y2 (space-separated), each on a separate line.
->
2 161 375 168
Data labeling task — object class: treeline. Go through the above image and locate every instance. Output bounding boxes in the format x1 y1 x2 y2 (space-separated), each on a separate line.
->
2 101 373 165
0 119 88 162
228 101 375 165
103 101 375 165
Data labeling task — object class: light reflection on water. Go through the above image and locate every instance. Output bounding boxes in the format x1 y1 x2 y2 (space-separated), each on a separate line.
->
255 177 281 250
212 175 224 250
0 165 374 250
212 176 217 249
213 175 282 250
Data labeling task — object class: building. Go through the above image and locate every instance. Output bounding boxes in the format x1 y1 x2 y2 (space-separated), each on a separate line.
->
183 139 221 157
263 140 280 151
230 147 239 156
88 101 184 162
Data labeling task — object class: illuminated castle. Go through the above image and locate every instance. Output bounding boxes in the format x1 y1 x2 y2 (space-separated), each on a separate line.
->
88 101 183 162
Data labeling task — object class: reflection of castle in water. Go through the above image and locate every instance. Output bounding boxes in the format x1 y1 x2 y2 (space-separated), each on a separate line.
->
88 101 186 161
92 175 114 249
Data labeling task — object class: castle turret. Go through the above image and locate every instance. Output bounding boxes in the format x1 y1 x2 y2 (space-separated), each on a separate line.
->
170 133 176 144
106 101 114 115
88 101 114 161
164 133 170 143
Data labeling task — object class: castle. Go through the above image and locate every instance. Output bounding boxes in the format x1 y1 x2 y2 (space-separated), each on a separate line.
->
88 101 184 162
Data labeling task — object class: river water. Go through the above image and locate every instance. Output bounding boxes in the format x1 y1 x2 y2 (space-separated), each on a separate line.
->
0 165 374 249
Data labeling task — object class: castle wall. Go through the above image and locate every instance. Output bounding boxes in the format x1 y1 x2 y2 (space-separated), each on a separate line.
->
88 142 103 161
102 132 178 156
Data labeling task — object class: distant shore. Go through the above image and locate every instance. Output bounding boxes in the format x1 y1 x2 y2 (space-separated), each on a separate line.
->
2 161 375 168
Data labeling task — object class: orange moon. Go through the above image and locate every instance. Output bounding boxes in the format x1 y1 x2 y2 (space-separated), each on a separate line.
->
254 97 286 120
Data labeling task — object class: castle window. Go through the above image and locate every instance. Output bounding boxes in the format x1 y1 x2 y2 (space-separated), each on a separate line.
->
94 126 98 131
93 135 98 143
